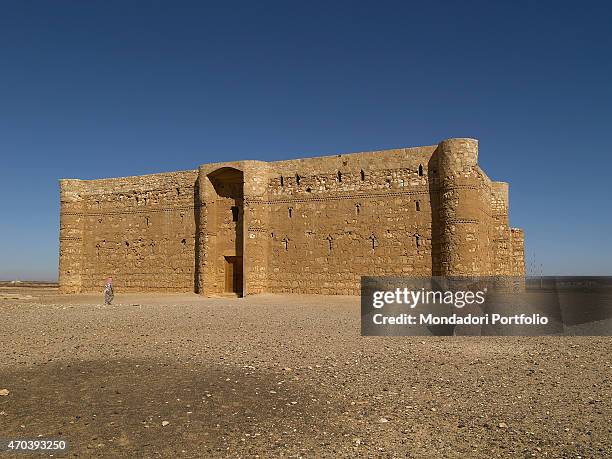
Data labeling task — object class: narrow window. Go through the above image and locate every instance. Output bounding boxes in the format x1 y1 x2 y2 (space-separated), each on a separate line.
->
368 234 378 250
295 174 301 185
282 237 289 251
231 206 239 222
416 200 421 211
355 203 361 215
326 235 333 251
360 169 365 181
288 207 293 218
418 164 424 177
337 171 342 182
280 176 284 187
415 234 421 248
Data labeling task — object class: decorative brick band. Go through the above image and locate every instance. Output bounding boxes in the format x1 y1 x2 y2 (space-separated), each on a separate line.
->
61 204 199 217
246 188 432 205
247 227 269 233
444 218 480 224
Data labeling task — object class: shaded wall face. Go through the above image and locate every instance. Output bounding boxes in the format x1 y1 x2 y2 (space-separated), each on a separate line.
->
205 169 244 295
77 171 198 292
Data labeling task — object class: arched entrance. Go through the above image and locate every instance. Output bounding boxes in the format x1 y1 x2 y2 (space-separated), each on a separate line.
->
207 167 244 296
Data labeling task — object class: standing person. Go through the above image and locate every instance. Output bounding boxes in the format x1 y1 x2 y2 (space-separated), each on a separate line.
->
104 277 114 305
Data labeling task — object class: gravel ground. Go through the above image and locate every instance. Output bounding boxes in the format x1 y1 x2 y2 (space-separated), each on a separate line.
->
0 287 610 458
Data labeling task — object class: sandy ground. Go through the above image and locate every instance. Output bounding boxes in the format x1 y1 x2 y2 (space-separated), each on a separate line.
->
0 286 610 458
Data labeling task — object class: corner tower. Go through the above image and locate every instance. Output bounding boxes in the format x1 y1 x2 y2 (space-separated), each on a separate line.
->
434 138 492 276
58 179 85 293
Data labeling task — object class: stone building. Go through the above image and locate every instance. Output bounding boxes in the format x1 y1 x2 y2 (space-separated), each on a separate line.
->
58 138 525 296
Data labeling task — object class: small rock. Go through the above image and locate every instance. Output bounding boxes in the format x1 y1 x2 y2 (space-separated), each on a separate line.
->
498 422 508 429
162 421 170 427
378 417 389 423
0 389 9 396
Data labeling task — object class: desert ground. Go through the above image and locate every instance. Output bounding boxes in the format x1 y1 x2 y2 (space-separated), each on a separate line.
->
0 284 610 458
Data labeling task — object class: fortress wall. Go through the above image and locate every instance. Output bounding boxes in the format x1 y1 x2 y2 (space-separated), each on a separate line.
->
59 180 86 293
434 138 495 276
490 182 512 275
59 139 525 296
75 170 199 292
511 228 525 276
242 162 272 295
264 147 437 294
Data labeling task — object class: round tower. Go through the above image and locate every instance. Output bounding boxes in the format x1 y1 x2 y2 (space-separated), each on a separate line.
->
59 179 85 293
434 138 488 276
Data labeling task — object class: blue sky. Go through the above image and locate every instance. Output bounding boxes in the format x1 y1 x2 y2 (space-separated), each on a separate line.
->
1 0 611 280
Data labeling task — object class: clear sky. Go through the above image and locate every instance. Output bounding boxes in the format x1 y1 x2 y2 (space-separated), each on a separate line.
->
1 0 611 280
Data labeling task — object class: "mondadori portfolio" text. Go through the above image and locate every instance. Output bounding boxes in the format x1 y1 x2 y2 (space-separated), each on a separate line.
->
372 313 549 326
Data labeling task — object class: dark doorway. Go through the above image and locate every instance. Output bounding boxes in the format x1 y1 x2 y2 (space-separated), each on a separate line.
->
224 256 243 295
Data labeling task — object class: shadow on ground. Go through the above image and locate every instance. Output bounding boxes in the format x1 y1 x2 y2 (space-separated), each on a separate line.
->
0 360 344 457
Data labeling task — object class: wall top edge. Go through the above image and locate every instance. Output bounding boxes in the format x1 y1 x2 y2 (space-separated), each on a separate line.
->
58 169 199 183
58 138 482 182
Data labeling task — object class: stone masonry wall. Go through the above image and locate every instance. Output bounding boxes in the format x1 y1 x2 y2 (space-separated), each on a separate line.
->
58 138 525 295
265 146 436 294
60 170 199 292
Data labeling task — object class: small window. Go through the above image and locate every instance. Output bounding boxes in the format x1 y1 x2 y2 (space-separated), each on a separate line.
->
337 171 342 182
368 234 378 250
415 234 421 248
295 174 301 185
418 164 424 177
288 207 293 218
360 169 365 181
280 176 284 187
416 201 421 211
355 203 361 215
231 206 239 222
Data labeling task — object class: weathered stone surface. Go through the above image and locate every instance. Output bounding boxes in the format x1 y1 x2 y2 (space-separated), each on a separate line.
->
58 138 525 295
